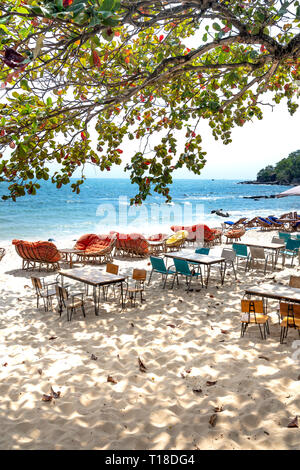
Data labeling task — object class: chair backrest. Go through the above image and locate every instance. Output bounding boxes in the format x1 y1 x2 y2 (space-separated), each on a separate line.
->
106 263 119 275
271 237 283 244
279 232 291 242
132 269 147 282
31 277 42 292
221 248 236 261
280 302 300 320
149 256 167 273
195 247 210 255
289 275 300 288
241 299 264 313
173 258 191 275
55 284 68 301
286 238 300 251
296 234 300 240
232 243 248 257
249 246 265 260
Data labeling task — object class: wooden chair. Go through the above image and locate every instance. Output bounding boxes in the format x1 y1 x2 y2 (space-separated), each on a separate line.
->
55 285 86 321
279 302 300 344
31 277 58 312
0 248 5 262
125 269 147 306
103 263 120 300
240 299 270 340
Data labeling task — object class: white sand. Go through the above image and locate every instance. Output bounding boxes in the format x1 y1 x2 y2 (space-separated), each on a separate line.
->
0 229 300 450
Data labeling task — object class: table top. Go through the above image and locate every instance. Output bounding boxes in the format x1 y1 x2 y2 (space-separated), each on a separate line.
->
234 241 285 250
245 283 300 303
165 250 225 265
59 267 126 286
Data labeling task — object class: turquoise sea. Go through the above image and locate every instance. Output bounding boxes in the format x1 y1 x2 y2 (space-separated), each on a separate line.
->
0 179 297 241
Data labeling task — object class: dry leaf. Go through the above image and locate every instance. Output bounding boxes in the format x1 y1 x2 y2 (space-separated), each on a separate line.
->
138 357 147 373
206 380 217 386
2 362 8 367
287 417 298 428
37 368 43 375
42 394 53 402
167 324 176 328
214 405 223 413
185 369 191 374
258 356 270 361
209 414 217 427
91 354 98 361
107 375 117 384
50 387 61 399
221 330 229 334
48 336 57 341
193 388 202 394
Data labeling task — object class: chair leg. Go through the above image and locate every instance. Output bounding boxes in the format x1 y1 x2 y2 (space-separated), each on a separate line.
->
148 269 153 286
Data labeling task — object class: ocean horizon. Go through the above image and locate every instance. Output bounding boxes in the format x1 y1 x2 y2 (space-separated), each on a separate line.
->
0 178 296 242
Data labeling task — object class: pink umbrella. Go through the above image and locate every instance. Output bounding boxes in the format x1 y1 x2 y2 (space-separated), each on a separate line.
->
276 185 300 198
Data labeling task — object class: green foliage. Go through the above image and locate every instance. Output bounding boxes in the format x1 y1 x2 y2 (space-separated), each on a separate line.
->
0 0 299 202
257 150 300 184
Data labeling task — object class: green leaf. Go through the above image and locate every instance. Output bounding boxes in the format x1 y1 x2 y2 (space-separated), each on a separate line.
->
212 22 221 31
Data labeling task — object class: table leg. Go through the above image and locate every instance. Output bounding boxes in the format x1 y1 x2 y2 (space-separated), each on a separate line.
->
93 286 99 316
205 265 211 288
121 282 124 309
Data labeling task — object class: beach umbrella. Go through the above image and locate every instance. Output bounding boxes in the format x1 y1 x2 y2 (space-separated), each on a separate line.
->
276 185 300 198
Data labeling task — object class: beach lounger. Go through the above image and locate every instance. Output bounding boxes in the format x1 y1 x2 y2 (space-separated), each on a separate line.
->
224 217 248 228
240 300 270 340
75 233 116 264
279 302 300 344
256 217 274 230
13 239 61 271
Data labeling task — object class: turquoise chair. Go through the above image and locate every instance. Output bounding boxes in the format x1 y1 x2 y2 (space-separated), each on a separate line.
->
279 232 292 242
232 243 249 269
195 247 210 255
280 239 300 267
148 256 176 288
172 257 203 290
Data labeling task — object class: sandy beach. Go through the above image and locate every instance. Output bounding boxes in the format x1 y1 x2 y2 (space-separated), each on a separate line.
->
0 228 300 450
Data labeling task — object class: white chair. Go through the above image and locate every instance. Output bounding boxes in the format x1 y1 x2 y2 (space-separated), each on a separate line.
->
246 246 269 274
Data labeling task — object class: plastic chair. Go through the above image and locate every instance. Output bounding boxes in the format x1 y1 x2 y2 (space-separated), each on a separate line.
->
280 238 300 267
232 243 249 268
246 246 269 274
172 257 203 290
148 256 176 288
221 248 237 279
278 232 291 242
195 247 210 255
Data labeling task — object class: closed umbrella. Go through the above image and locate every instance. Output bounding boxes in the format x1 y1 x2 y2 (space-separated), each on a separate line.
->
276 185 300 198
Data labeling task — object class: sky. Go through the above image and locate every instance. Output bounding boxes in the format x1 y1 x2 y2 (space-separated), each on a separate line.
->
75 98 300 181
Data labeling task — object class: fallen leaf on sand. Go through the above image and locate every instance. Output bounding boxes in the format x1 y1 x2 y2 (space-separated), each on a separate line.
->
221 330 229 334
209 295 214 298
107 375 117 384
138 357 147 373
214 405 223 413
287 417 298 428
42 394 53 402
91 354 98 361
17 298 23 302
48 336 57 341
206 380 217 386
50 387 61 399
185 369 191 374
193 388 202 394
37 368 43 375
258 356 270 361
167 324 176 328
209 414 217 427
2 363 8 367
130 322 134 327
24 285 30 289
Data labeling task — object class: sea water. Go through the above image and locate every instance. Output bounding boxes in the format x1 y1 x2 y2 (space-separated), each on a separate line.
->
0 179 296 241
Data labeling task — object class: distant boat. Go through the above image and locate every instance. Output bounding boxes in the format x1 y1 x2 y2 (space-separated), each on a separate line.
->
211 179 215 181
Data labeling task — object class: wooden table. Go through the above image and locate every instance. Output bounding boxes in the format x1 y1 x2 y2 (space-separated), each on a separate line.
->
164 250 226 287
59 248 83 268
59 267 126 315
245 283 300 304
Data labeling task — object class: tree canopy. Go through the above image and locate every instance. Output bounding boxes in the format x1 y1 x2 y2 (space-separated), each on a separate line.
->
0 0 299 203
257 149 300 184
